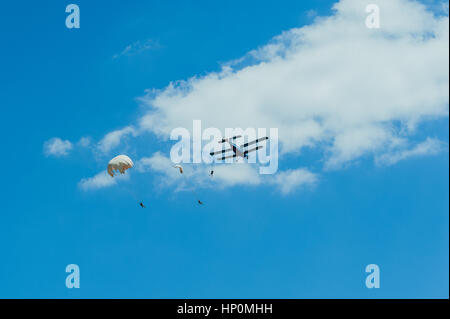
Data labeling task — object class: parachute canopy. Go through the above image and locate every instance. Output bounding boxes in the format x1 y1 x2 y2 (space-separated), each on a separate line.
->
107 155 134 177
173 164 183 174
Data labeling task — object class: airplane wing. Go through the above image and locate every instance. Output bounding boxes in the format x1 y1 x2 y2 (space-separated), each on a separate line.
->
241 136 268 148
217 154 237 161
244 145 263 155
210 148 233 156
219 135 242 143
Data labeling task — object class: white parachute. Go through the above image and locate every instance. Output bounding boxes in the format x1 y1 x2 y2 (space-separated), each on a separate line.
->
173 164 184 174
107 155 134 177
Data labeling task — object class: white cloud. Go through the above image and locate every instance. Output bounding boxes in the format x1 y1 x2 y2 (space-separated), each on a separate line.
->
375 137 446 166
211 163 262 187
77 137 91 147
136 151 183 186
68 0 448 193
113 39 160 59
43 137 73 157
324 125 391 169
136 0 448 169
43 136 92 158
136 151 173 173
271 168 318 194
78 170 129 191
97 126 136 153
136 152 202 190
136 152 316 194
137 152 260 187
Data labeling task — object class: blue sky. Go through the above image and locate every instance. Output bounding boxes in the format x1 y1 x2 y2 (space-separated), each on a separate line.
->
0 0 448 298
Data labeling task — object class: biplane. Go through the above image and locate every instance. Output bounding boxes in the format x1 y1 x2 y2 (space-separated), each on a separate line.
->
209 135 268 161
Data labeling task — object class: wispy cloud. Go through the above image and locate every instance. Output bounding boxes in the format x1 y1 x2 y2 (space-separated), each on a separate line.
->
43 136 93 158
136 152 317 194
43 137 73 157
375 138 446 166
113 39 160 59
97 126 136 153
77 137 91 147
78 170 129 191
272 169 318 194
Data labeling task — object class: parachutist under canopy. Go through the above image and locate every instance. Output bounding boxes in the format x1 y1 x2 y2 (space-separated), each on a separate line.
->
173 164 183 174
107 155 133 177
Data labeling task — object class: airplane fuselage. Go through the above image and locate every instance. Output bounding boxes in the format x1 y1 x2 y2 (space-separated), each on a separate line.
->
226 140 247 158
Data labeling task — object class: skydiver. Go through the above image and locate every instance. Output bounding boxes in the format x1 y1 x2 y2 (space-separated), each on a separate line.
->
139 202 145 208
